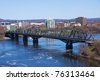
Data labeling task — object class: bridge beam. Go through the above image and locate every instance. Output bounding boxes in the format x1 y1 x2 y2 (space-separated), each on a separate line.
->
23 35 28 46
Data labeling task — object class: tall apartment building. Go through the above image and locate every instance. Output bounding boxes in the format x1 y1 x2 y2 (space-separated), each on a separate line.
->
75 17 87 26
45 19 55 29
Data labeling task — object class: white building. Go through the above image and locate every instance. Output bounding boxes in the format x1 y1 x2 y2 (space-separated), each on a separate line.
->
70 22 81 27
30 22 45 26
74 23 81 26
0 22 11 30
64 22 70 27
18 21 30 27
45 18 55 29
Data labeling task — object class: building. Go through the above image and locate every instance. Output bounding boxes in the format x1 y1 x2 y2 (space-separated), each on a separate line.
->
45 19 55 29
0 22 11 31
30 22 45 26
64 22 70 27
0 22 10 26
75 17 87 26
55 22 64 28
0 26 7 38
18 21 30 27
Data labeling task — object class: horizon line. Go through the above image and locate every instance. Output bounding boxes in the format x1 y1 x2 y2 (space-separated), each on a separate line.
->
1 17 100 20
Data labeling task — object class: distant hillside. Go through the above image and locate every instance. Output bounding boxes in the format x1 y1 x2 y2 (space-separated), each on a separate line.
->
0 18 100 23
18 19 46 23
0 18 46 23
55 18 100 23
0 18 4 21
66 18 100 23
88 18 100 23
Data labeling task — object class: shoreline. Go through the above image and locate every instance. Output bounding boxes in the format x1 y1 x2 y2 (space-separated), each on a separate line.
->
64 53 100 63
0 37 10 41
80 54 100 62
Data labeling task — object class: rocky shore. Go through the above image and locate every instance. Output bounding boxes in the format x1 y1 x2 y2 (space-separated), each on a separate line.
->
80 53 100 62
0 37 10 40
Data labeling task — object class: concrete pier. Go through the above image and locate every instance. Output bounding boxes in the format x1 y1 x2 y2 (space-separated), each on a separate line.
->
23 35 28 46
32 37 38 45
66 41 73 49
66 41 73 54
11 33 15 40
15 34 19 42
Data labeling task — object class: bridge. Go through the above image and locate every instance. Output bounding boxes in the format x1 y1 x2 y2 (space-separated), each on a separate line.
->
5 27 94 50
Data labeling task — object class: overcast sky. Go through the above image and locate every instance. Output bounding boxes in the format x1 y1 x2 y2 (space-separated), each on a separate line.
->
0 0 100 19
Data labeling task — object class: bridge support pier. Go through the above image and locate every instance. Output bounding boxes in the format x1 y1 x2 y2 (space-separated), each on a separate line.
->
23 35 28 46
15 34 19 42
87 41 93 46
32 37 38 47
66 41 73 54
11 33 15 40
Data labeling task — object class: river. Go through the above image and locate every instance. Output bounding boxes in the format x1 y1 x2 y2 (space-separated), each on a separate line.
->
0 34 100 67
